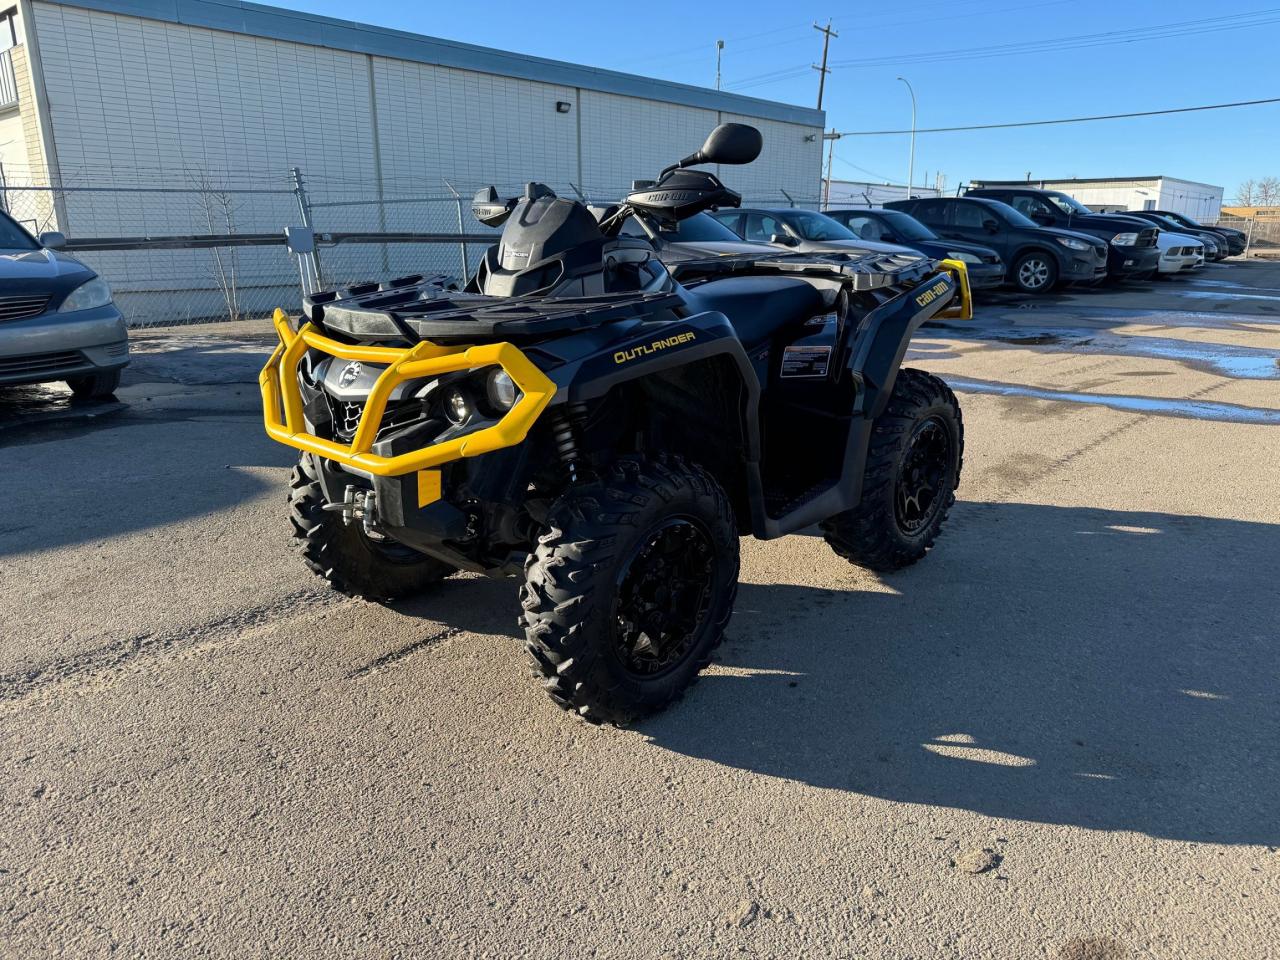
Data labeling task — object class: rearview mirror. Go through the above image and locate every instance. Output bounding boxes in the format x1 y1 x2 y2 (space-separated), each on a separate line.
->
472 186 514 228
695 123 763 166
664 123 763 178
40 231 66 250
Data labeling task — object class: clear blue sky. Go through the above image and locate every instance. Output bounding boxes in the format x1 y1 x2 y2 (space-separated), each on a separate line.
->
274 0 1279 199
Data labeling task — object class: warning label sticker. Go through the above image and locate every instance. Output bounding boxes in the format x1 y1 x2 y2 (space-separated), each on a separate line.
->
780 345 832 379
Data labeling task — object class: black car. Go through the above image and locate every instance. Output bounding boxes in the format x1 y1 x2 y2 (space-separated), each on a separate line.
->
1147 209 1245 256
886 196 1108 294
1122 211 1225 260
823 207 1005 289
965 187 1161 281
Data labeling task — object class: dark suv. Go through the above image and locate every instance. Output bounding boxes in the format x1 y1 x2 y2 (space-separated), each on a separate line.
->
822 207 1006 289
886 196 1108 294
964 187 1161 281
1147 209 1245 256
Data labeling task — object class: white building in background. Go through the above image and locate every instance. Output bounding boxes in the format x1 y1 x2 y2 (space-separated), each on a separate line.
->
823 178 941 209
0 0 824 321
968 175 1224 220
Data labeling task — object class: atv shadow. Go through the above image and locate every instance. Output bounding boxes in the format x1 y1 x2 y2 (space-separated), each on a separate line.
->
641 502 1280 846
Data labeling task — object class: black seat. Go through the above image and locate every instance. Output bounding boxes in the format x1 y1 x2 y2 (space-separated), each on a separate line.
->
686 275 824 346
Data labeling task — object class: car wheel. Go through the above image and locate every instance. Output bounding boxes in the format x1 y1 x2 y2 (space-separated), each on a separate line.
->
1011 252 1057 294
66 369 121 399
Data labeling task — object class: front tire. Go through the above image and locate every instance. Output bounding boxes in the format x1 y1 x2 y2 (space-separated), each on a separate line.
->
287 459 454 600
821 368 963 572
1011 251 1058 294
520 456 739 725
66 369 121 398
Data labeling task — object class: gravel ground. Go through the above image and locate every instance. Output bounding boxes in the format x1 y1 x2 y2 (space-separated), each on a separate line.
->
2 259 1278 959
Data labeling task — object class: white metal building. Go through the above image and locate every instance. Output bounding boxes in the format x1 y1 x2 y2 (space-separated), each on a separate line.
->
968 176 1224 221
823 178 941 209
0 0 824 320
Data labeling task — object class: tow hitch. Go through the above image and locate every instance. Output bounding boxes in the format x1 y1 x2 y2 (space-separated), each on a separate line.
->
323 485 383 539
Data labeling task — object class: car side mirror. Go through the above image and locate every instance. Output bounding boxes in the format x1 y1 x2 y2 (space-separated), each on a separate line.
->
983 219 1000 233
881 232 898 243
40 231 67 250
769 233 797 246
1032 213 1054 226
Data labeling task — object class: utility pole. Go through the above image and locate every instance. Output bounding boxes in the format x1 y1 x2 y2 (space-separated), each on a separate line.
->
896 77 916 199
812 20 837 111
716 40 724 90
822 129 842 208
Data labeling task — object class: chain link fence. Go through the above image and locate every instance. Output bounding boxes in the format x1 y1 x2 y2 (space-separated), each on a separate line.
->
1209 214 1280 256
0 165 818 329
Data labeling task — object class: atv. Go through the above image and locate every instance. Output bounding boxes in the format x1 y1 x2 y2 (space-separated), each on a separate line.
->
261 123 972 724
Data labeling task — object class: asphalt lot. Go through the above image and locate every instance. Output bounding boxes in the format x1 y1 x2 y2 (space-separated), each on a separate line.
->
2 260 1278 958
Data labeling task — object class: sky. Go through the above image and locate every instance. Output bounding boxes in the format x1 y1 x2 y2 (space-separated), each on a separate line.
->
270 0 1279 199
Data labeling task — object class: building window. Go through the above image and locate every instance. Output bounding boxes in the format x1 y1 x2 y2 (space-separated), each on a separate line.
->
0 8 16 50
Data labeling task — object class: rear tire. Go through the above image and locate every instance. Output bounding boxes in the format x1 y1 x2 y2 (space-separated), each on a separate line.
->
287 458 454 600
821 368 963 572
520 456 739 725
1010 251 1058 294
66 369 121 398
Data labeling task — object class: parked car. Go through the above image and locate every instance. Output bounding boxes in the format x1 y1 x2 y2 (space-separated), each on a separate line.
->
0 211 128 398
964 186 1161 281
707 207 918 258
614 210 778 262
886 196 1108 293
822 207 1005 289
1124 212 1223 261
1145 210 1245 256
1152 231 1205 275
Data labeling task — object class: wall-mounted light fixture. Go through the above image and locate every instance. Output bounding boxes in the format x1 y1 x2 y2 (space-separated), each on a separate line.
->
555 101 572 114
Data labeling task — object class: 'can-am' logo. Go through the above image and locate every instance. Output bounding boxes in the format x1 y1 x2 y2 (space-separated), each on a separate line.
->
338 361 363 387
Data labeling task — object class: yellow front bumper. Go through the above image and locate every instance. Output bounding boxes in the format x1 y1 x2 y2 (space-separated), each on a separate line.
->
259 309 557 478
936 259 974 320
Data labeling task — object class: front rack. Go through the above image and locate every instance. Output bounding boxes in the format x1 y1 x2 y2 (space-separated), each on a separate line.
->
260 310 557 477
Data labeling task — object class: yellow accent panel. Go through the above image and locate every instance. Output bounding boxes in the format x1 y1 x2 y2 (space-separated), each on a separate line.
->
260 308 556 477
936 259 974 320
417 470 442 507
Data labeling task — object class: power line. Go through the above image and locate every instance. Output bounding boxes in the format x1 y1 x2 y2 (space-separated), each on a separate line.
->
829 8 1280 69
834 96 1280 136
726 7 1280 92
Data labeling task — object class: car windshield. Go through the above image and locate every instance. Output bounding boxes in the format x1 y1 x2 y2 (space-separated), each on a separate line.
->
982 199 1037 229
879 211 937 241
623 212 742 243
787 210 858 242
0 212 40 252
1046 191 1092 215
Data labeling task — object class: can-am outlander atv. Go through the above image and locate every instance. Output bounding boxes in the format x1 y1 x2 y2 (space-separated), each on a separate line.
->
261 123 972 724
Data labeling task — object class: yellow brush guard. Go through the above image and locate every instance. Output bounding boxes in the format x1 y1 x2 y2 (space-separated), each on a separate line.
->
260 309 557 477
936 259 974 320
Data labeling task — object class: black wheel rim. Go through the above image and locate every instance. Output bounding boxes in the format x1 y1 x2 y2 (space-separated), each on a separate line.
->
895 416 953 536
612 518 717 678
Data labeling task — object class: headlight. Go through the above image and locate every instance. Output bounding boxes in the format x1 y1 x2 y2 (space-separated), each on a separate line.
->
444 387 471 425
484 368 519 411
945 251 982 264
1055 236 1092 251
1109 232 1138 247
58 277 114 313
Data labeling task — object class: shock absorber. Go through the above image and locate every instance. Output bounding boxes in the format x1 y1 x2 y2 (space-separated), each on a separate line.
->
549 403 588 483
